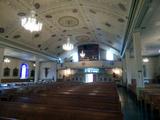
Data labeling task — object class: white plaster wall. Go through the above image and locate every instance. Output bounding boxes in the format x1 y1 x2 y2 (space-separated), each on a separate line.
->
39 62 57 81
143 56 159 80
156 56 160 75
127 56 159 82
99 49 106 60
2 57 34 79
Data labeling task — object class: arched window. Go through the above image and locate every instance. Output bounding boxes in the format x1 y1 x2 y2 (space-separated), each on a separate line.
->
20 63 29 79
13 68 19 76
3 67 10 76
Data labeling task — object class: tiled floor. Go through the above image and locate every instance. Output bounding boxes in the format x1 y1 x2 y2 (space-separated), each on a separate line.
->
118 87 149 120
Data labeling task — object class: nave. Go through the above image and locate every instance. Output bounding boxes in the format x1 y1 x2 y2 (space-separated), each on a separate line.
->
0 0 160 120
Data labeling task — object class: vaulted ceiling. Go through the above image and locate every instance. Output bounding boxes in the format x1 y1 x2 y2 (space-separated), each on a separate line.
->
0 0 132 60
140 0 160 56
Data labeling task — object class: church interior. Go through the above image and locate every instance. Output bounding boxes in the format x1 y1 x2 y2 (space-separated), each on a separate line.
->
0 0 160 120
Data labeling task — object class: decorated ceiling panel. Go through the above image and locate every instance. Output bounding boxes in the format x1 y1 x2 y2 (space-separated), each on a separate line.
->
0 0 132 57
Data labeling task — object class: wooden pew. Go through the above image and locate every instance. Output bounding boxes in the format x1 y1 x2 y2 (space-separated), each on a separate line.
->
0 101 123 120
139 85 160 119
0 82 123 120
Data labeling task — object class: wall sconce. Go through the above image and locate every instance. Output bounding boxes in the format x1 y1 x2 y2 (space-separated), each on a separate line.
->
4 58 11 63
64 68 72 76
143 58 149 63
33 63 36 67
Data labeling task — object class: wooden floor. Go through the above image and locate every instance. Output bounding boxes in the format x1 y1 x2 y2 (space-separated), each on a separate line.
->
0 82 123 120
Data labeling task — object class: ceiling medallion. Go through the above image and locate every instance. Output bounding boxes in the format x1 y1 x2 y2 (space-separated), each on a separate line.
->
21 10 43 32
62 37 74 51
58 16 79 27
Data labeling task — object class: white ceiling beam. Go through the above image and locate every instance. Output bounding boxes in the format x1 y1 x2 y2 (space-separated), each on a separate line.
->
0 36 59 61
121 0 148 57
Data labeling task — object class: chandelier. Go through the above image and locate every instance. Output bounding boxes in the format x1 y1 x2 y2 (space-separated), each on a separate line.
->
80 50 85 58
62 37 74 51
21 10 43 32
